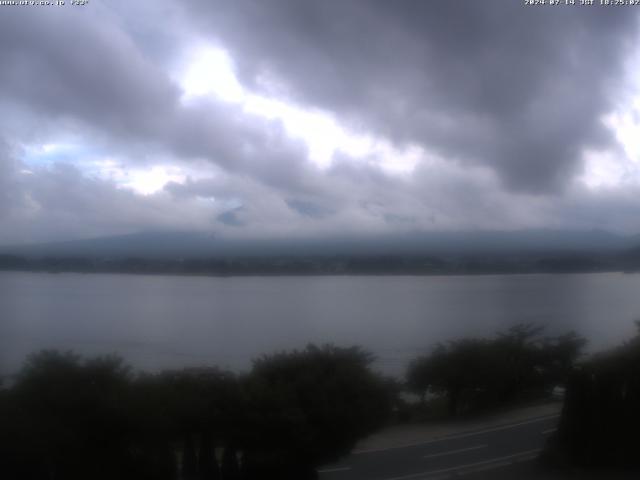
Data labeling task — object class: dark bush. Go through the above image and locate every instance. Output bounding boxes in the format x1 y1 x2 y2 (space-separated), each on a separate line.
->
0 344 392 480
407 324 585 417
549 324 640 470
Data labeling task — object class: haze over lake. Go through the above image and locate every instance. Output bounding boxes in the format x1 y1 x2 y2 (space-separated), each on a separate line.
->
2 271 639 378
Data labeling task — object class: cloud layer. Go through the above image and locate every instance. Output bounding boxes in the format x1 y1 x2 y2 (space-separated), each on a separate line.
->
1 1 640 245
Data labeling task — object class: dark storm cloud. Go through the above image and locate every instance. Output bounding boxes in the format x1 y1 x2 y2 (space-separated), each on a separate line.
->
1 1 640 244
0 8 177 139
190 0 639 192
0 6 316 197
0 140 21 218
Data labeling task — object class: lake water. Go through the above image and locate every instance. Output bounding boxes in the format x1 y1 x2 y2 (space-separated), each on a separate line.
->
1 271 640 377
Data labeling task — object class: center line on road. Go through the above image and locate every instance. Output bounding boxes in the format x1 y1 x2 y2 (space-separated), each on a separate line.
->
423 444 487 459
354 413 559 455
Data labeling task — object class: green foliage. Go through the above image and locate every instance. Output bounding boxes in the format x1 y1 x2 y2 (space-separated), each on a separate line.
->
406 324 585 417
0 345 392 480
0 351 147 480
549 325 640 469
241 345 393 479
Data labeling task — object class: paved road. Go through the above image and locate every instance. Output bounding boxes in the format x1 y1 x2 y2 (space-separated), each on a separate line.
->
318 413 559 480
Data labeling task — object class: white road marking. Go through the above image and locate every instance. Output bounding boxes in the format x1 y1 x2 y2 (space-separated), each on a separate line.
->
423 444 487 459
381 448 542 480
455 449 542 477
542 428 557 435
317 466 352 473
354 414 559 454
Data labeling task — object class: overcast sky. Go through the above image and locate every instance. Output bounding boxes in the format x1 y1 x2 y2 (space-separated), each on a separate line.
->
1 0 640 245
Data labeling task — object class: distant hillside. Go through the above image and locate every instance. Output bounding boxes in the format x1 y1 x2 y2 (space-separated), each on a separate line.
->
0 229 636 260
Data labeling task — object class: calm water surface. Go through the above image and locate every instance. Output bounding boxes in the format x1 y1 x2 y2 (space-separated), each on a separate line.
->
1 271 639 376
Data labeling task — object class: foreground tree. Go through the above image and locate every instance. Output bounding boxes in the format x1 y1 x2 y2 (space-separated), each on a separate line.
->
0 345 394 480
130 366 241 480
241 344 394 479
407 324 585 417
547 323 640 470
1 351 142 480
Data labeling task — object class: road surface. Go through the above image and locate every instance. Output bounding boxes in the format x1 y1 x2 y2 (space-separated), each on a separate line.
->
318 413 559 480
